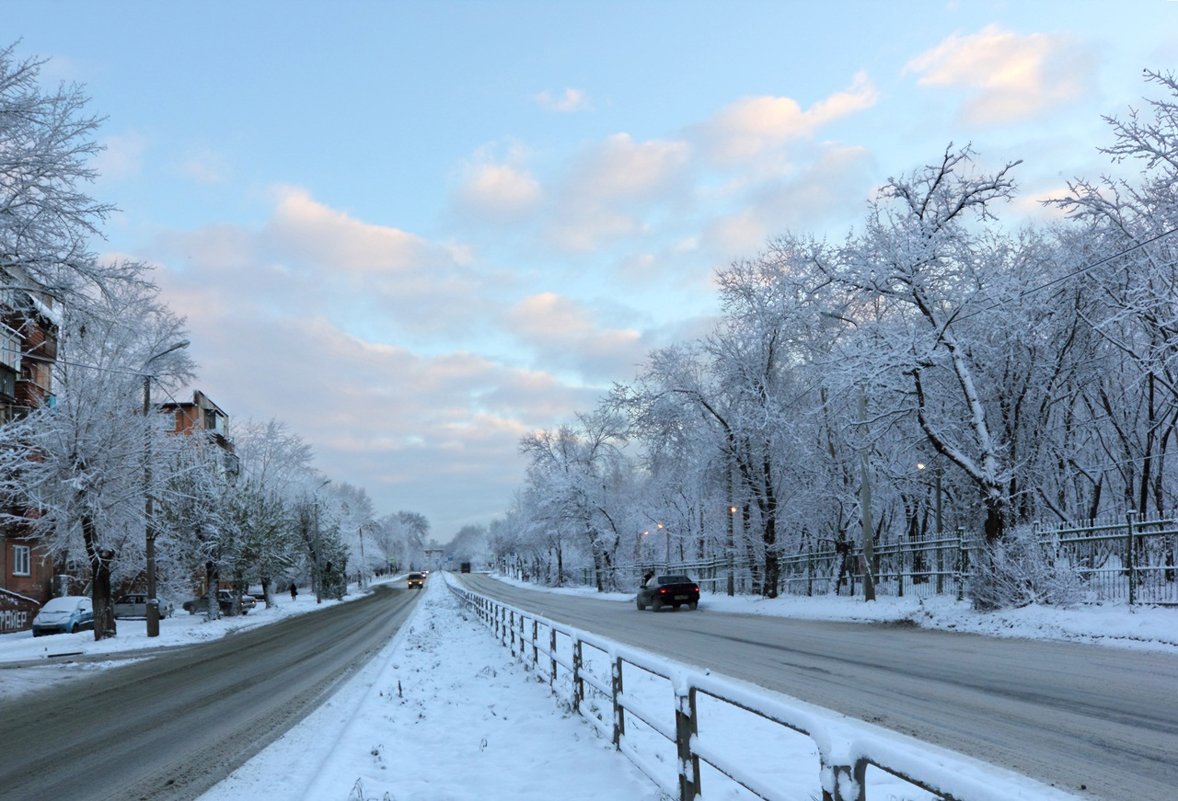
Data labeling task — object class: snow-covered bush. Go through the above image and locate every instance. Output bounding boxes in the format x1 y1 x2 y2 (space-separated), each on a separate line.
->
969 525 1086 610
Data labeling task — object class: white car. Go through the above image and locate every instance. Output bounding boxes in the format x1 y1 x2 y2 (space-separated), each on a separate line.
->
112 593 175 619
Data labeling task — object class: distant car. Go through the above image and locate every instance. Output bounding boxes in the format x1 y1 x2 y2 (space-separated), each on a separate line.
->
636 575 700 611
460 562 471 573
407 572 425 589
183 589 251 615
113 593 175 620
239 594 257 611
32 595 94 636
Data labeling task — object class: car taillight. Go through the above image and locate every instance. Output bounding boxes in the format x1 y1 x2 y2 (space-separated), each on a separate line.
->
693 585 699 593
659 587 669 594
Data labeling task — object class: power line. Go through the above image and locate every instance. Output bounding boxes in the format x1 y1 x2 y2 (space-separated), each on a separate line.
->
956 224 1178 322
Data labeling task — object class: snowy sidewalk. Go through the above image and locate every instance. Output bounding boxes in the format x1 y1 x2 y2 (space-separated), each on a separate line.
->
198 579 659 801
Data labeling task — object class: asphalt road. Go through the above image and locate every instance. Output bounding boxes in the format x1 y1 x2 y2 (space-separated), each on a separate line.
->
0 583 420 801
458 573 1178 801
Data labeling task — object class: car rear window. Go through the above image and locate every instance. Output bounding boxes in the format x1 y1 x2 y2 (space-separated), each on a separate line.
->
658 575 691 584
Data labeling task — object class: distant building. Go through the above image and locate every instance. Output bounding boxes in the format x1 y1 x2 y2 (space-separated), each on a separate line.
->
160 390 239 476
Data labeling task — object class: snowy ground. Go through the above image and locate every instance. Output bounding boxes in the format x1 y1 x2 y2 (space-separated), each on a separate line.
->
492 575 1178 654
0 576 1172 800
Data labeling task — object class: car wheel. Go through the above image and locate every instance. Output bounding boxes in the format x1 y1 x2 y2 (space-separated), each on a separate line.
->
652 598 663 612
689 601 698 610
636 599 645 610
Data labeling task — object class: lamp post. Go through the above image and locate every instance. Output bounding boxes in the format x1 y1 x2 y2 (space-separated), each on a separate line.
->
143 339 190 637
358 523 367 589
312 479 330 603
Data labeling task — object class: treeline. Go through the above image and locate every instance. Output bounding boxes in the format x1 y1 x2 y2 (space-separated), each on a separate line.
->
494 71 1178 608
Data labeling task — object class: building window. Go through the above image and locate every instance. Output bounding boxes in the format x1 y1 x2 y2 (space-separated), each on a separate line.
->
12 544 31 576
0 324 20 372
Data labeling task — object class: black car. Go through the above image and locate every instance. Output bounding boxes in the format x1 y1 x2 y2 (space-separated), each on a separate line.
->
183 589 250 615
636 574 700 611
407 572 425 589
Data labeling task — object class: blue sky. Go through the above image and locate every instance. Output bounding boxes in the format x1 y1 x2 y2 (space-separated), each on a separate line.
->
7 1 1176 539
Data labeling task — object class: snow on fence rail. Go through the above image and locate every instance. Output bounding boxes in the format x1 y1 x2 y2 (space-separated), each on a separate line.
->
447 578 1079 801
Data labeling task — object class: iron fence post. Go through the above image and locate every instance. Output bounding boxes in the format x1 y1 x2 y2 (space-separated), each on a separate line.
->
612 656 625 749
572 639 584 714
1126 512 1137 606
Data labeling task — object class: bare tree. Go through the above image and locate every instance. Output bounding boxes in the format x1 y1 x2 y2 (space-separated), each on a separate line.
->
0 43 139 304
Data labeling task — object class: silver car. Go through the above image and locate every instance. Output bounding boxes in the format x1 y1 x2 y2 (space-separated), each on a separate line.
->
112 593 175 619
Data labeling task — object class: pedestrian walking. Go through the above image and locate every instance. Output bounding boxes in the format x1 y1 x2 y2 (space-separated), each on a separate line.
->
289 581 298 600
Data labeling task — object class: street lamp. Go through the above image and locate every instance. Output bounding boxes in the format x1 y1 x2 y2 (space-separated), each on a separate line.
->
143 339 190 637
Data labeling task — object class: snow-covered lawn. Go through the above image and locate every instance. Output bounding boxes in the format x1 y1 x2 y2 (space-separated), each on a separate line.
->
1 574 1172 800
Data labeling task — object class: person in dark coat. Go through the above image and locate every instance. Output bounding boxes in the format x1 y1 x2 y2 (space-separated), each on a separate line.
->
289 582 298 600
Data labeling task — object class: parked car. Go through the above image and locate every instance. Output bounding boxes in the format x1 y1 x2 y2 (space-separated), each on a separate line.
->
112 593 175 620
32 595 94 636
636 574 700 611
407 572 425 589
182 589 251 615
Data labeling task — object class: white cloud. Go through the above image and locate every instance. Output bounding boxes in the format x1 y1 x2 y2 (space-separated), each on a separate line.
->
455 161 542 221
507 292 645 380
904 25 1095 125
574 133 691 201
540 133 691 252
534 87 590 112
178 147 229 185
94 131 148 181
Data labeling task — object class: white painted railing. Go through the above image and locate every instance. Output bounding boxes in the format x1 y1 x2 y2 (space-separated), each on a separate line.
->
448 579 1079 801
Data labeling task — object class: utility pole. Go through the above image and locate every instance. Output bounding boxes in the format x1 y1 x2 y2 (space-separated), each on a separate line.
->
143 339 189 637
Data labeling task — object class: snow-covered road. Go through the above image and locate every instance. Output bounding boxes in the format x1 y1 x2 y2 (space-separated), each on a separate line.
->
2 575 1174 801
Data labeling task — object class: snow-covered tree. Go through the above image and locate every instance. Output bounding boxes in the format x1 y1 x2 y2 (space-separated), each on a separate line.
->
0 43 141 305
1049 70 1178 517
0 269 193 638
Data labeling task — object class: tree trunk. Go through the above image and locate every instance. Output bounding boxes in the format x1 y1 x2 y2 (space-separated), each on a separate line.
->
82 515 116 640
206 562 221 620
760 451 780 598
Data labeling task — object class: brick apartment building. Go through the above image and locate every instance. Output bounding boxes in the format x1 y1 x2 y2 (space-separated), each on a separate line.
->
0 270 60 633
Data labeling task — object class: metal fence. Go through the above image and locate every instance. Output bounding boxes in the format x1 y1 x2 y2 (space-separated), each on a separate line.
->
448 578 1078 801
572 513 1178 605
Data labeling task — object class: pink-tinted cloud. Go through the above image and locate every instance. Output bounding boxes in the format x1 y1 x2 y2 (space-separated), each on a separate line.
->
265 186 432 272
904 25 1095 125
507 292 645 380
699 72 877 163
455 161 542 222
